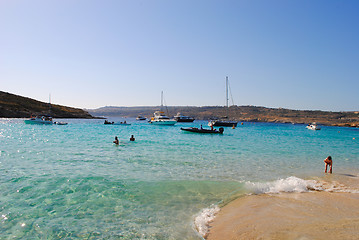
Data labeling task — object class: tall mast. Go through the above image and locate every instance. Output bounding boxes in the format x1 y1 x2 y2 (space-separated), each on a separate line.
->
161 91 163 108
226 76 228 108
226 76 229 117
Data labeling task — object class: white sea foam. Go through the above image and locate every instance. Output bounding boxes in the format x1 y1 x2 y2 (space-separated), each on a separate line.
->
245 176 316 194
194 205 220 238
194 176 359 238
245 176 359 194
312 179 359 193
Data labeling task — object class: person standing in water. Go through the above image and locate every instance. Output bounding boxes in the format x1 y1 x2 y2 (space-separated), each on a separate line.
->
130 135 135 141
113 136 119 145
324 156 333 173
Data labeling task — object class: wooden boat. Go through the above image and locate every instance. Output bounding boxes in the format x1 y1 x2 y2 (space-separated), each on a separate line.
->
180 127 224 134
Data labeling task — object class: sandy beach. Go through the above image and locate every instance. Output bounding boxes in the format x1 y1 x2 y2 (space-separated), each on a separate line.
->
206 175 359 240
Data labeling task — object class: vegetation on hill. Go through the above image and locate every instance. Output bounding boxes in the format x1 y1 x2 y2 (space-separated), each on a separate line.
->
88 105 359 128
0 91 94 118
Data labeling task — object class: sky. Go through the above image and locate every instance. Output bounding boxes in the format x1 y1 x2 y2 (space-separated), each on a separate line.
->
1 0 358 111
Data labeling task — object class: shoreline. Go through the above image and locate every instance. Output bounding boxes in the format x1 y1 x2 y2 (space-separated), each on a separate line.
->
205 174 359 240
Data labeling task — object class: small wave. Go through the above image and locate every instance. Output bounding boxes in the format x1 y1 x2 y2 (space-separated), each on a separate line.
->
194 176 359 238
245 176 359 194
245 176 316 194
194 205 220 238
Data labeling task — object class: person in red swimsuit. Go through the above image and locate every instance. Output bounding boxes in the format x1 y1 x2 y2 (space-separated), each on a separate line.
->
324 156 333 173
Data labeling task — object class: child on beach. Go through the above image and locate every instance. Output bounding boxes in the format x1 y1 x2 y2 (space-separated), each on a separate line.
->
324 156 333 173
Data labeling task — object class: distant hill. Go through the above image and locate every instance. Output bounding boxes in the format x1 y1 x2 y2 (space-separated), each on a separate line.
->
88 105 359 128
0 91 94 118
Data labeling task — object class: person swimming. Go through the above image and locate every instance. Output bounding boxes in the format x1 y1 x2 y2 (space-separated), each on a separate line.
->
113 136 119 145
130 135 135 141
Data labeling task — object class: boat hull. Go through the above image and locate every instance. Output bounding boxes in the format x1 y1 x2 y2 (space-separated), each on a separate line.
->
175 118 195 122
209 120 237 127
55 122 68 125
24 119 53 125
181 127 224 134
149 120 176 125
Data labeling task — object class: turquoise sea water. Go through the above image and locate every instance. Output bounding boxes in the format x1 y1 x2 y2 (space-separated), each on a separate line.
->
1 118 359 239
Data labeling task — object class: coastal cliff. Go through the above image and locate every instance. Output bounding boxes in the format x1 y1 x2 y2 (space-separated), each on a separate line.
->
89 106 359 128
0 91 94 118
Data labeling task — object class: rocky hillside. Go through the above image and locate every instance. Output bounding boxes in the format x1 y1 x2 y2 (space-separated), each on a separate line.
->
89 105 359 128
0 91 94 118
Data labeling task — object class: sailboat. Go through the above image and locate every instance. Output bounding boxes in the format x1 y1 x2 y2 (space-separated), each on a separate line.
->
208 77 238 127
25 94 54 125
149 91 176 125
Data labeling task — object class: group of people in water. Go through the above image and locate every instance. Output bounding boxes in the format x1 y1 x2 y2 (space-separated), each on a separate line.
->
113 135 135 145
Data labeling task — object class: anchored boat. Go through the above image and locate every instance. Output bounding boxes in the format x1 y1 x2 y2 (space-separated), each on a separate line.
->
181 127 224 134
149 111 177 125
208 76 238 127
306 123 321 130
136 116 146 121
25 115 53 125
149 91 176 125
174 112 195 122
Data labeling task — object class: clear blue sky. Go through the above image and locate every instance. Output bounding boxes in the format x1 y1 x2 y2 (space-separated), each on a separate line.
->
1 0 358 111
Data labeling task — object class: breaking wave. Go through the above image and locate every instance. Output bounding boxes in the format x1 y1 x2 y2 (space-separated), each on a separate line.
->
194 176 359 238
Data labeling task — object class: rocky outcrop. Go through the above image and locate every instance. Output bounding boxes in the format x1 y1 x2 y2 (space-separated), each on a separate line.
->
0 91 94 118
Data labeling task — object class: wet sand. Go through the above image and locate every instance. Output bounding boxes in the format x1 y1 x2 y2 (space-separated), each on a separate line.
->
207 175 359 240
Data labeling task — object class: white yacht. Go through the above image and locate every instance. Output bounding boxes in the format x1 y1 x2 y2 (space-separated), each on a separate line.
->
149 111 176 125
149 91 176 125
306 123 321 130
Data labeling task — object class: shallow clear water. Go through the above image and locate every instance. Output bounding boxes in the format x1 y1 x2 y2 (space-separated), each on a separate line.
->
1 118 358 239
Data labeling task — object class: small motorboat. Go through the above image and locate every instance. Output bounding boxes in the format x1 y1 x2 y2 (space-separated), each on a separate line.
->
306 123 321 130
55 121 68 125
180 127 224 134
136 116 147 121
114 121 131 125
174 112 195 122
208 119 238 127
24 115 53 124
